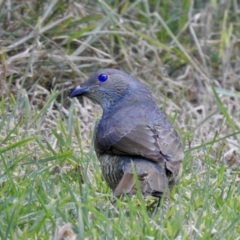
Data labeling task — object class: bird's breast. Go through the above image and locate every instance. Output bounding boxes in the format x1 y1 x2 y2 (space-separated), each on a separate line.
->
97 153 125 190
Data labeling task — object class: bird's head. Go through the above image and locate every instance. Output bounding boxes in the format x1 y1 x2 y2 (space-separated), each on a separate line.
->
69 69 142 111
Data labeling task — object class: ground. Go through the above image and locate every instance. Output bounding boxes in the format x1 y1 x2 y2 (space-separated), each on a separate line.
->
0 0 240 239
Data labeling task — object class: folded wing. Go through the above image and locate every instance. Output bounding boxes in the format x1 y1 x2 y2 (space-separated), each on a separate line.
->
97 124 184 173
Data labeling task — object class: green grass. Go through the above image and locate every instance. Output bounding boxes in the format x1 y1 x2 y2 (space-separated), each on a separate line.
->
1 0 240 239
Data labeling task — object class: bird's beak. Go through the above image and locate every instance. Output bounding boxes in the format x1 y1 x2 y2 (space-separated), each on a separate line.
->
69 85 90 98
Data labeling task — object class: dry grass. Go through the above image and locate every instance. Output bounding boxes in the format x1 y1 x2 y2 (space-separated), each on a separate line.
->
0 0 240 239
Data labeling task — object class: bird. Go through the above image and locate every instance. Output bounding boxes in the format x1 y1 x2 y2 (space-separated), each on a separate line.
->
69 68 184 214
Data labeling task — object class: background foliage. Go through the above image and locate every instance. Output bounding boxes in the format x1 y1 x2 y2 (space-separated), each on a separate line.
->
0 0 240 239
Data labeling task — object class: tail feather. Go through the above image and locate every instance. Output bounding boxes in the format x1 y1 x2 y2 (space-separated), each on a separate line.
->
113 159 169 199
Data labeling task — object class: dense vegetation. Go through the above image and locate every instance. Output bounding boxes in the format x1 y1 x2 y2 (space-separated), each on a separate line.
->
0 0 239 239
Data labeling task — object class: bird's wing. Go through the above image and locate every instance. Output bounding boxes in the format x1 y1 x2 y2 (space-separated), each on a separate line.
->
97 124 184 173
154 125 184 174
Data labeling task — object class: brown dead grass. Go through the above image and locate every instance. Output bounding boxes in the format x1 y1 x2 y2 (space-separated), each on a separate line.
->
0 0 240 188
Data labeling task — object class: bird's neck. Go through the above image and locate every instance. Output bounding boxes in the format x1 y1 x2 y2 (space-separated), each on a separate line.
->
101 90 129 115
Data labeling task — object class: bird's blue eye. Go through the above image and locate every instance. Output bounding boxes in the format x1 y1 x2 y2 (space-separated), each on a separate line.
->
98 73 108 82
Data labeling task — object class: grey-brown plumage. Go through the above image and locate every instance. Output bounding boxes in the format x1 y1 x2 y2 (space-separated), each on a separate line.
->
69 68 184 213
